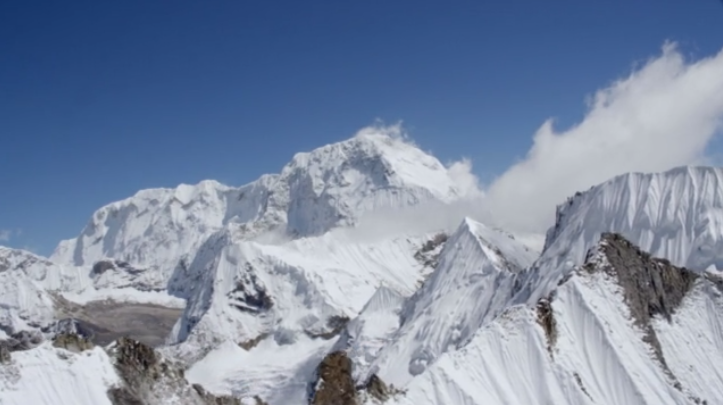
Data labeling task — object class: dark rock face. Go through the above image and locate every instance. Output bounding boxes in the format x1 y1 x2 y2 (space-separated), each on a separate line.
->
92 260 117 276
191 383 244 405
227 264 274 314
109 337 163 403
536 297 557 356
52 332 94 353
364 374 391 402
92 260 145 277
0 330 43 353
238 333 269 351
310 351 357 405
107 337 240 405
306 315 351 340
107 388 145 405
595 233 699 323
252 396 270 405
44 318 100 342
414 233 448 268
0 330 44 364
0 344 11 364
583 233 700 382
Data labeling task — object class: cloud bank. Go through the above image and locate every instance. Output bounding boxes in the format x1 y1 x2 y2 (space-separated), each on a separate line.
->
349 42 723 248
264 42 723 252
485 42 723 233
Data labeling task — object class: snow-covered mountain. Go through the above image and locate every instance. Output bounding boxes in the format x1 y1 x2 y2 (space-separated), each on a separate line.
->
0 247 91 335
50 129 470 293
3 131 723 405
364 219 537 387
389 233 723 405
521 166 723 304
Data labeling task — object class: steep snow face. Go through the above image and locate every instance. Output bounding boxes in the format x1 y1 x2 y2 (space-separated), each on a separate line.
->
368 219 537 387
0 247 91 334
185 337 333 404
523 166 723 303
0 344 120 405
389 236 723 405
338 286 406 382
170 230 441 402
51 180 239 290
0 247 89 292
51 130 469 291
168 229 436 355
281 131 464 236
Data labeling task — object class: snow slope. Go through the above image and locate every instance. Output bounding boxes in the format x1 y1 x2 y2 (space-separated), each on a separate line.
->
8 132 723 405
367 219 537 387
339 286 406 382
388 235 723 405
0 344 120 405
0 247 92 334
166 229 440 369
522 166 723 303
51 129 471 293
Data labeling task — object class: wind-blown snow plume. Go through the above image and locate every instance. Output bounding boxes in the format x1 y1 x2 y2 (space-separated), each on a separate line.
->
485 43 723 234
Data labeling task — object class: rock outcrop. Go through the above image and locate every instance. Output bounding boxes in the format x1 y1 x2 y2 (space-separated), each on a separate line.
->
583 232 700 385
52 332 94 353
107 337 240 405
0 330 43 352
310 351 357 405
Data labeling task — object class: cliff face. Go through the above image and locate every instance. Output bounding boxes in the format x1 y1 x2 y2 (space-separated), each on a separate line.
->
107 337 239 405
310 351 358 405
583 233 701 383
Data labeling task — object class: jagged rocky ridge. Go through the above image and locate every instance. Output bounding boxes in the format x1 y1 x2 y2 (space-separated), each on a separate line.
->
523 166 723 304
393 231 723 405
108 337 241 405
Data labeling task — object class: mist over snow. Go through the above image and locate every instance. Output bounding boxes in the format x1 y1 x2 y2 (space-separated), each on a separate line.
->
484 42 723 234
343 43 723 244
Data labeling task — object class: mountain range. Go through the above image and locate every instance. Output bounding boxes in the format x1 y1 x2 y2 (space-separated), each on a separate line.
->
1 129 722 405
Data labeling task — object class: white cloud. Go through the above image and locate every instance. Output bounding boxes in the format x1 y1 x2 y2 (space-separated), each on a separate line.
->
484 42 723 234
447 158 483 198
334 197 487 244
354 120 414 144
0 229 11 242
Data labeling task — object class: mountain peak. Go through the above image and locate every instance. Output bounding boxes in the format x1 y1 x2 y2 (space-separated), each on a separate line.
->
583 232 700 325
51 128 470 291
281 126 457 202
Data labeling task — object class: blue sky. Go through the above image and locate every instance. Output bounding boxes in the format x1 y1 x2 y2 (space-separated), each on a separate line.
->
1 0 722 255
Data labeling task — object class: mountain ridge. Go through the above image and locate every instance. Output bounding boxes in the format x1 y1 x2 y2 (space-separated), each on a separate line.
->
3 133 723 404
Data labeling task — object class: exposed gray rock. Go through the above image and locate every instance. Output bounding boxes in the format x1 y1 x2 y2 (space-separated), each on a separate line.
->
413 233 448 269
107 337 240 405
191 383 243 405
227 264 273 314
252 396 270 405
582 233 699 385
364 374 391 402
0 330 43 353
305 315 350 340
0 343 11 364
92 260 117 276
536 296 556 357
52 332 94 353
